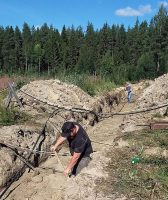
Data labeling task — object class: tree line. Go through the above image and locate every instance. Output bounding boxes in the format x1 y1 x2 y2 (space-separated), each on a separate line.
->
0 6 168 84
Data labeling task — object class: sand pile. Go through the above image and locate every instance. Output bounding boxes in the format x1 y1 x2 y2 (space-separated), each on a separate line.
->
17 79 95 111
122 74 168 132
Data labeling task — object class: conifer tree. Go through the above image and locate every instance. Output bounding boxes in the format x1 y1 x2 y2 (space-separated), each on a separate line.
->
22 22 32 73
152 5 168 75
14 26 23 73
2 26 15 73
0 26 4 71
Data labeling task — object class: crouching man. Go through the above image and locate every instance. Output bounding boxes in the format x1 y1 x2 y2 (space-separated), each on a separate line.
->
50 121 93 177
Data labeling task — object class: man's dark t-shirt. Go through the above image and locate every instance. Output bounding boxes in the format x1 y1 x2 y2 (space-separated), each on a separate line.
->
61 122 93 158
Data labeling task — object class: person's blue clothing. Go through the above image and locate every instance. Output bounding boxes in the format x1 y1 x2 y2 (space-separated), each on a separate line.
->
126 85 132 103
127 90 132 103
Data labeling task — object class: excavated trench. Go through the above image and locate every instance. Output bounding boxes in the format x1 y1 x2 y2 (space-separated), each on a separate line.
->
0 83 125 199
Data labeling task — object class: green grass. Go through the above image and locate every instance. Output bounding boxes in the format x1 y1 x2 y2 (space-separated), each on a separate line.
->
95 130 168 199
0 105 30 126
0 89 8 102
123 130 168 149
5 72 118 96
57 73 117 96
0 89 30 126
152 112 164 118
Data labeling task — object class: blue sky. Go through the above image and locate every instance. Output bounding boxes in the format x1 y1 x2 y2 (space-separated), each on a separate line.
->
0 0 167 31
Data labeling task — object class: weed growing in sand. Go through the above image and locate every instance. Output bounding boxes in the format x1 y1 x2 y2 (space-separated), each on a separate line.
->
152 112 163 118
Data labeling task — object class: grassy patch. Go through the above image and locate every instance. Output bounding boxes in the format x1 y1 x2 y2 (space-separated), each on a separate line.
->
58 73 117 96
0 89 8 104
0 105 30 126
96 130 168 199
5 73 118 96
122 130 168 149
0 87 30 126
152 112 164 118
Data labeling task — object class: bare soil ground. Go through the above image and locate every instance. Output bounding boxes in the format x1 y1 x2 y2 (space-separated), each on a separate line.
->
1 75 168 200
2 102 135 200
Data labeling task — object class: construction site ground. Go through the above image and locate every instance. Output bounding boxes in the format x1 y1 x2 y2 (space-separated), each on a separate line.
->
1 75 168 200
2 102 134 200
1 102 149 200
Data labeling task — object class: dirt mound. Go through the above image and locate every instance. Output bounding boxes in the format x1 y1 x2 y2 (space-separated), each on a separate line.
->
138 74 168 107
15 79 125 127
17 79 94 110
15 79 102 127
122 74 168 132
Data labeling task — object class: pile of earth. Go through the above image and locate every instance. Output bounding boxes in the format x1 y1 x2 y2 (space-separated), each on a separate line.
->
15 79 125 127
17 79 94 110
16 79 98 127
122 73 168 132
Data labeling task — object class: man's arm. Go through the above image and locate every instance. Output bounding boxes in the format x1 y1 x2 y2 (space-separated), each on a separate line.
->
64 152 81 176
50 136 66 151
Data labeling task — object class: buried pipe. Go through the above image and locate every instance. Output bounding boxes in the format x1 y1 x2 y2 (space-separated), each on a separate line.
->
0 142 35 171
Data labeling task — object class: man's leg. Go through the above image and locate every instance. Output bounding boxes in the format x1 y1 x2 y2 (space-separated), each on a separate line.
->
71 156 91 176
128 92 132 103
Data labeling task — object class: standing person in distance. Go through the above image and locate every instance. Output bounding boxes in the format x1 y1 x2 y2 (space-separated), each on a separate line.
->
125 82 132 103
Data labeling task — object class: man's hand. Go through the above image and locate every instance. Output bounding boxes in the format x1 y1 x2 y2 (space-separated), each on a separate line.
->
50 136 66 152
64 168 71 177
64 152 81 177
50 145 56 152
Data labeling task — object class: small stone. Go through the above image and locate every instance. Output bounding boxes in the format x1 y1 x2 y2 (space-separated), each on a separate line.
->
31 175 43 183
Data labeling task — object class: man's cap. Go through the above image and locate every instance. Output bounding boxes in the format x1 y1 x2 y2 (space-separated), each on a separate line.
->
61 121 75 138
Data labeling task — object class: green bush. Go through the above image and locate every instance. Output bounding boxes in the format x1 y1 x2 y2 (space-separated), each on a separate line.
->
16 80 27 90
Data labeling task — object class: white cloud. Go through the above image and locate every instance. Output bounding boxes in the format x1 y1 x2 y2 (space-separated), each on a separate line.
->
115 5 152 17
159 1 168 7
35 25 41 29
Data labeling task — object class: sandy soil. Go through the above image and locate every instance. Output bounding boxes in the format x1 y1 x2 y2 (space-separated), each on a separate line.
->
1 101 136 200
2 74 168 200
